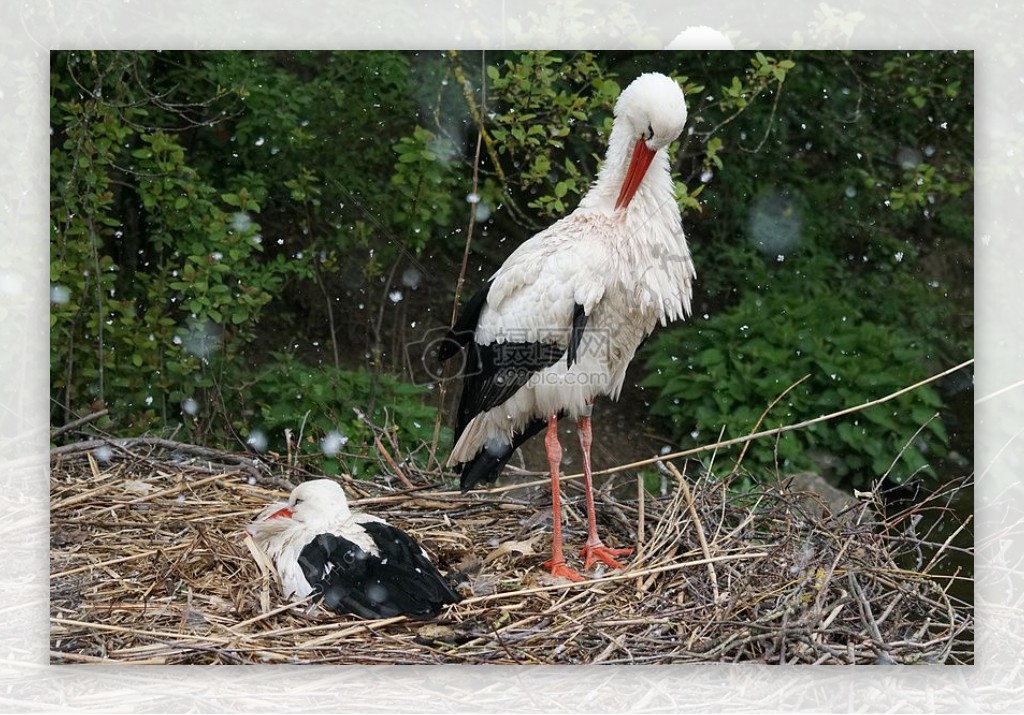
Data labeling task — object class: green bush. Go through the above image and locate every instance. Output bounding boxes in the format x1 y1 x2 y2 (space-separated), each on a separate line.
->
50 53 290 434
241 352 449 479
643 266 950 490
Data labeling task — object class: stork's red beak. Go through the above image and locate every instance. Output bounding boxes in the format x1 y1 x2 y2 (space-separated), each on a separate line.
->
615 138 657 210
266 506 294 519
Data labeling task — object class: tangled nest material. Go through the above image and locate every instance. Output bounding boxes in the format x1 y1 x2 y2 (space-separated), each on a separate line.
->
49 438 973 665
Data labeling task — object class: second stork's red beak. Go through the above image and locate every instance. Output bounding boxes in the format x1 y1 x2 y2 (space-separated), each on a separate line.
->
267 506 294 519
614 138 657 210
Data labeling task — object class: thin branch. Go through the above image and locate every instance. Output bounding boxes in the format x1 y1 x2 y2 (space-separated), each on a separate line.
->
735 374 810 470
665 461 719 603
311 264 340 372
51 409 110 439
587 359 973 482
446 50 540 232
744 73 786 154
454 550 768 607
50 436 257 462
429 51 488 472
456 359 973 494
355 408 415 489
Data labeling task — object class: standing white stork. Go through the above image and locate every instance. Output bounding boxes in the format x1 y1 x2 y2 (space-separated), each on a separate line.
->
439 72 695 582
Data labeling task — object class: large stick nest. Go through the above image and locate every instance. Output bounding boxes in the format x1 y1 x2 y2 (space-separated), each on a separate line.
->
50 439 973 665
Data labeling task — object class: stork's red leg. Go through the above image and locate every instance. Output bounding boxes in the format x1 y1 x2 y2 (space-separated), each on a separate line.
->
577 408 634 571
541 413 584 582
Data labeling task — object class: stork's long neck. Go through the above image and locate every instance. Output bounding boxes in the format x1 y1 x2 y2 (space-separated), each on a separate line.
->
575 118 694 326
317 503 351 526
578 122 675 214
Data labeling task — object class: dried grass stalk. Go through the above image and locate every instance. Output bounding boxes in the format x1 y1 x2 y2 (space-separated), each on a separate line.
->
49 439 973 665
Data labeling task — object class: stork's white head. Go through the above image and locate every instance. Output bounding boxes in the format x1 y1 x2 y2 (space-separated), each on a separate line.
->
615 72 688 152
610 73 688 210
265 479 352 529
246 479 352 600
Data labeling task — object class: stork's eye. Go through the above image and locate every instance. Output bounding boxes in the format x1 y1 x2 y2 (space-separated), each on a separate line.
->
646 122 654 140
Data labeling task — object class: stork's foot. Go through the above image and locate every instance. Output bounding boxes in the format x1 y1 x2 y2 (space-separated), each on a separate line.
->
541 557 585 583
580 542 634 571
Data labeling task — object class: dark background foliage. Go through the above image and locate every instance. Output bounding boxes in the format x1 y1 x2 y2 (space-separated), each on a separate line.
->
49 50 973 489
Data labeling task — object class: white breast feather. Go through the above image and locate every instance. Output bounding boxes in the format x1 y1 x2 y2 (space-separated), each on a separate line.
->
477 220 610 346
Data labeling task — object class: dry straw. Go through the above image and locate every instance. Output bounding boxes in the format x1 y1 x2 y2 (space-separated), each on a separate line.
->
49 433 972 665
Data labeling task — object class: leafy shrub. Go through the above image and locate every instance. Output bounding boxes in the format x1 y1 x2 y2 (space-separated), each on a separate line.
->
241 352 449 479
50 53 292 434
642 275 949 490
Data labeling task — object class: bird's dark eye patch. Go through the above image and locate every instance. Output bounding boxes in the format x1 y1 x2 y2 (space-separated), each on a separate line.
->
646 122 654 140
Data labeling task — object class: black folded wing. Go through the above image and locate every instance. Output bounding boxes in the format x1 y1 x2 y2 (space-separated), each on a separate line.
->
298 524 461 620
443 280 590 445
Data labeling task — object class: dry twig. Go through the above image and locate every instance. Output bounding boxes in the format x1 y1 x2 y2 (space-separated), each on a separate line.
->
49 439 973 665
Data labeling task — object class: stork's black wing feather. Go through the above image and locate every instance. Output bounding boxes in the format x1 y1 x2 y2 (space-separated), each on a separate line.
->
454 339 566 442
437 279 492 362
566 302 588 369
298 526 461 620
442 278 564 440
445 280 590 444
298 534 383 619
459 415 557 491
